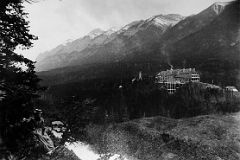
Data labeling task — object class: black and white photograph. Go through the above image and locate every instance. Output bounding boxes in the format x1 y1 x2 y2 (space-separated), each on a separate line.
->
0 0 240 159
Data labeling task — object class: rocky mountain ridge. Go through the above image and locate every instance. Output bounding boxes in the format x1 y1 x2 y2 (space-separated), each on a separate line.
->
36 14 184 71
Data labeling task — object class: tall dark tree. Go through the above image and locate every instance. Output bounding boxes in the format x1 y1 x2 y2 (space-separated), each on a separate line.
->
0 0 40 153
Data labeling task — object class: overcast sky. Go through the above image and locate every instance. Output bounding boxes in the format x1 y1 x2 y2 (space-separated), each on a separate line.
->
18 0 231 61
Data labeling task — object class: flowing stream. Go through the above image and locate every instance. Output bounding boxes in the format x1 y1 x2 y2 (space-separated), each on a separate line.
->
66 142 100 160
51 122 129 160
66 142 129 160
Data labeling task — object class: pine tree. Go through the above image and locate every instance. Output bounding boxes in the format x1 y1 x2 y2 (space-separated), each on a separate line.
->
0 0 41 153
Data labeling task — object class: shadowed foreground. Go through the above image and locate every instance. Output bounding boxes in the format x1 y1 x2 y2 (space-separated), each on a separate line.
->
87 112 240 160
17 146 81 160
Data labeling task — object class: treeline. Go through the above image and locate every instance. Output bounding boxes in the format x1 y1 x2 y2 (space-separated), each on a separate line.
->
36 78 240 142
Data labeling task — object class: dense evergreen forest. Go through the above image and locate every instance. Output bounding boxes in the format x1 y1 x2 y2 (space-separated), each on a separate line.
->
36 77 240 142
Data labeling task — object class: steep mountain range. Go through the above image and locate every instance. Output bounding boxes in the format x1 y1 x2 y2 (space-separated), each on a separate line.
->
36 14 184 71
37 1 240 88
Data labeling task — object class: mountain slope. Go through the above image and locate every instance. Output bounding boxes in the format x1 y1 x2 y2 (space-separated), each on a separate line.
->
160 2 228 47
167 0 240 87
36 2 228 72
36 14 184 71
36 29 106 71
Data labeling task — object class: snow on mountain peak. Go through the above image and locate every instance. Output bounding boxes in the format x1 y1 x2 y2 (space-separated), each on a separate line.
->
148 14 184 27
121 20 143 31
210 2 229 14
213 2 229 6
87 28 105 39
63 39 74 46
104 27 120 35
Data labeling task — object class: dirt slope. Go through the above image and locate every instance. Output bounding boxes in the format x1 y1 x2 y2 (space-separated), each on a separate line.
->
89 112 240 160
